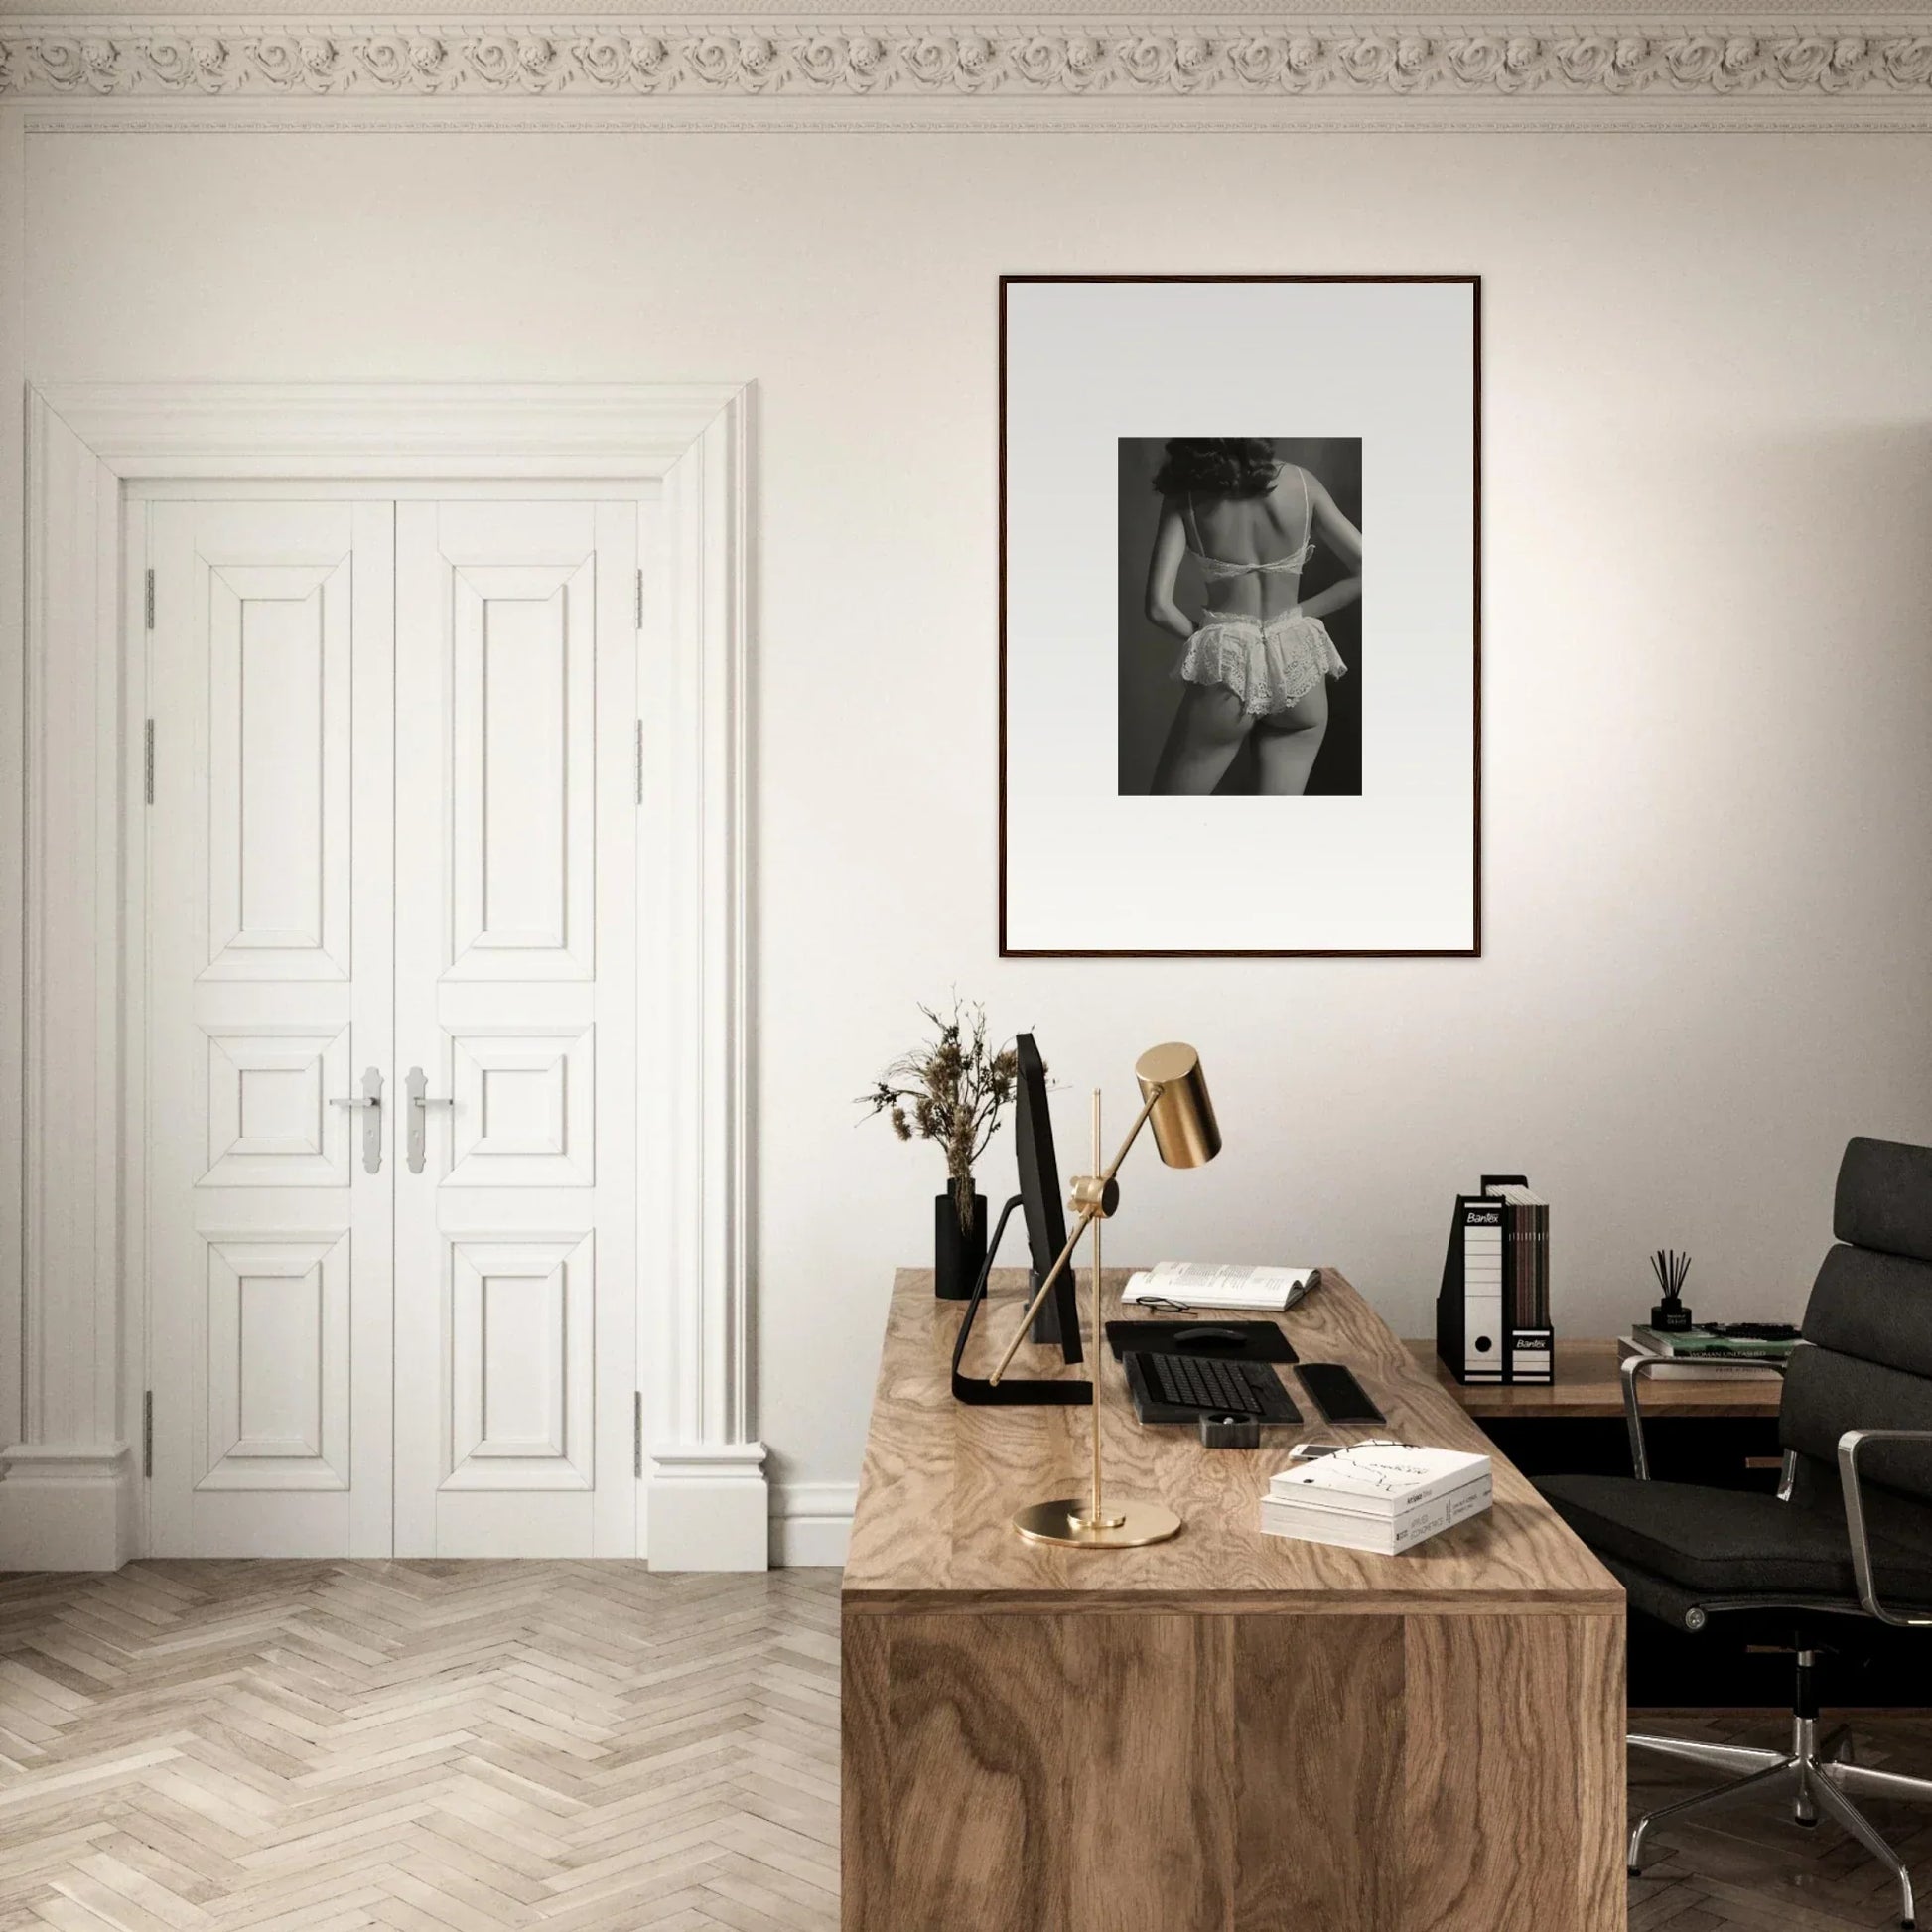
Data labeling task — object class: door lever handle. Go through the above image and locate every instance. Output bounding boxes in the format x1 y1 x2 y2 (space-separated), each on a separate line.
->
405 1066 455 1175
330 1066 385 1174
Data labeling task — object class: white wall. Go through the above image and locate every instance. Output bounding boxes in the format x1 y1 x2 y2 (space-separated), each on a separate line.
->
21 127 1932 1539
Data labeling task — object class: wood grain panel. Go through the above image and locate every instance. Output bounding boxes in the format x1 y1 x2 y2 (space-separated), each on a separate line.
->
884 1614 1069 1931
1403 1611 1625 1932
845 1269 1621 1613
1232 1614 1406 1932
840 1609 892 1932
1065 1615 1234 1932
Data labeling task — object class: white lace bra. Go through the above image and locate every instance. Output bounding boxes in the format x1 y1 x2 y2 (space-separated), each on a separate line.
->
1186 468 1314 580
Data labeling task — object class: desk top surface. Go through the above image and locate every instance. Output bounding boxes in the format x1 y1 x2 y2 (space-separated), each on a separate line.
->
1408 1338 1784 1420
843 1268 1621 1615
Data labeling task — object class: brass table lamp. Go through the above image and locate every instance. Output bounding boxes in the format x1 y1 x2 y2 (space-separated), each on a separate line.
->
988 1041 1221 1549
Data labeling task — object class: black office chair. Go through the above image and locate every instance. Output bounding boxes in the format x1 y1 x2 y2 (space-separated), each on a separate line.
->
1537 1136 1932 1930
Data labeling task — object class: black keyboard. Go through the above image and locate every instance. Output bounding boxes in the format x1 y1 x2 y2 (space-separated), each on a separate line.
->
1125 1350 1302 1424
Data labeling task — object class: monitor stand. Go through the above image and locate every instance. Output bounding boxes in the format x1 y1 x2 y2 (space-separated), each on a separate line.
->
950 1196 1091 1407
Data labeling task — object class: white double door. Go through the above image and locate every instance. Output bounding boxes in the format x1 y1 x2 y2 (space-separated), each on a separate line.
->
146 495 640 1558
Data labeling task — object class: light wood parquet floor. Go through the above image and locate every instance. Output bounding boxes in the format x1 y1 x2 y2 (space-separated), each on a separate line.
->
0 1562 1927 1930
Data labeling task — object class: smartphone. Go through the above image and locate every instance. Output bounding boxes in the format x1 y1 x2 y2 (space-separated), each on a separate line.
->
1297 1363 1386 1426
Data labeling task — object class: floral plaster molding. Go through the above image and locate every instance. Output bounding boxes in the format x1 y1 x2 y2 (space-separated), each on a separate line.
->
3 17 1932 118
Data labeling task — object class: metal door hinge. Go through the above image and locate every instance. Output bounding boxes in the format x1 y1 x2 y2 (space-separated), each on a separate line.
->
142 1391 153 1477
144 720 155 805
144 568 155 630
635 568 644 630
633 1393 643 1479
634 721 644 806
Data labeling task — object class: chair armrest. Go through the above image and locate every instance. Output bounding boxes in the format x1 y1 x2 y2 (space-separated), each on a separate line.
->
1837 1429 1932 1627
1621 1349 1791 1482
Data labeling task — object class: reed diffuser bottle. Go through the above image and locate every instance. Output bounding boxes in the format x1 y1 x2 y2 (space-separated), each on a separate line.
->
1650 1248 1693 1332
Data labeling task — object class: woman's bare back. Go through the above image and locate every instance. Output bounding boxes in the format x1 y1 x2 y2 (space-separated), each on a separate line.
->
1181 466 1314 621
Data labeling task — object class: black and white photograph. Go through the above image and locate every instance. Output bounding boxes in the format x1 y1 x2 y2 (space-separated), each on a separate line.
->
1118 435 1363 797
1002 275 1478 955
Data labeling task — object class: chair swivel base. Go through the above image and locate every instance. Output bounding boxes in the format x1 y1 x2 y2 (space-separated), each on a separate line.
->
1629 1713 1928 1930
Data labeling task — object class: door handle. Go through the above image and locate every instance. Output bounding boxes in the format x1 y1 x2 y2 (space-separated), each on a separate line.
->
405 1066 455 1175
330 1066 385 1174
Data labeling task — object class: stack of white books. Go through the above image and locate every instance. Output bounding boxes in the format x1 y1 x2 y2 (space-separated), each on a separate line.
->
1260 1444 1493 1555
1121 1261 1316 1312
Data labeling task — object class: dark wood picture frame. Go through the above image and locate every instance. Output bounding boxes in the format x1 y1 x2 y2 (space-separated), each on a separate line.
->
997 273 1482 959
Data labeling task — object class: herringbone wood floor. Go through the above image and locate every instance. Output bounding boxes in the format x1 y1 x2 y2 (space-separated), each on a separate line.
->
0 1564 1926 1930
0 1563 840 1932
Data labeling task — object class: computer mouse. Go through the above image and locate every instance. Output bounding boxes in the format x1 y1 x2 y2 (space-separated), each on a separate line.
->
1173 1325 1248 1349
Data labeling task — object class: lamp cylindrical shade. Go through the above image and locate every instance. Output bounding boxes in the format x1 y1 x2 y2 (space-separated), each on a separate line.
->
1134 1042 1221 1169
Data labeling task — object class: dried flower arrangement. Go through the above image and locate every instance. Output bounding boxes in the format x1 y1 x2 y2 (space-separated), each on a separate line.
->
861 998 1021 1232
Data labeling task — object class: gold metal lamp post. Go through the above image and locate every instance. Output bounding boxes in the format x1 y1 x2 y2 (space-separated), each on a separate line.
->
987 1042 1221 1549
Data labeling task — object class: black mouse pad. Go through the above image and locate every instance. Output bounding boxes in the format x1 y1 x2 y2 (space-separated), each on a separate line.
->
1104 1319 1297 1365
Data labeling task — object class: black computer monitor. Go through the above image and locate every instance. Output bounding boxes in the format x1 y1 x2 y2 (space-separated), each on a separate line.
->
1014 1034 1082 1363
948 1032 1090 1406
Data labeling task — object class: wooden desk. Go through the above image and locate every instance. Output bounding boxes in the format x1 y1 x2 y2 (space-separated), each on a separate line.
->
1407 1336 1783 1420
844 1269 1626 1932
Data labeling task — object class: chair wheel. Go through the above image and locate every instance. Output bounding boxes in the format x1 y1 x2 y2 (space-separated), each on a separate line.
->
1796 1816 1819 1829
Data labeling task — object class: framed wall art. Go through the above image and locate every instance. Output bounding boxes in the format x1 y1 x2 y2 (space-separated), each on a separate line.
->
999 274 1480 957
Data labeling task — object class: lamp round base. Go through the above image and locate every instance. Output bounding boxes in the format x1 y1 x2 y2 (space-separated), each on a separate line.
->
1011 1497 1182 1548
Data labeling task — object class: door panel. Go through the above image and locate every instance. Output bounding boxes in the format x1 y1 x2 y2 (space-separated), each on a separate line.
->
446 1026 596 1188
393 501 637 1558
204 565 352 979
450 561 597 978
447 1232 594 1489
147 501 395 1557
201 1232 350 1489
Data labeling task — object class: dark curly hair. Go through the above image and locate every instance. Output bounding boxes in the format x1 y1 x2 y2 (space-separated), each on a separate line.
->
1152 437 1281 500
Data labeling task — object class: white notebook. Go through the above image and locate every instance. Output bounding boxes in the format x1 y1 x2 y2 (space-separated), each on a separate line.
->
1121 1261 1316 1312
1260 1479 1492 1556
1269 1444 1490 1516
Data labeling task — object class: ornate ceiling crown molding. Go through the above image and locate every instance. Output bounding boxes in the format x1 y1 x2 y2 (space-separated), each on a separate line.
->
4 17 1931 113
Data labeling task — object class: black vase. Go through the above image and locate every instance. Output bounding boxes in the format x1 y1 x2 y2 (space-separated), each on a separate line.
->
934 1185 989 1301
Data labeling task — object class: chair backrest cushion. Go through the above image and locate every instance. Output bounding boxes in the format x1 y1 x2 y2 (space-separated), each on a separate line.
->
1836 1136 1932 1263
1782 1139 1932 1506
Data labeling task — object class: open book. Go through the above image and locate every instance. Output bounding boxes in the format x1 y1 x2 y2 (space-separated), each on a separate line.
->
1121 1261 1317 1312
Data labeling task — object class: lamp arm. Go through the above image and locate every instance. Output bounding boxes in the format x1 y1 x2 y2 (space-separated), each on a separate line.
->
986 1085 1165 1387
986 1205 1097 1389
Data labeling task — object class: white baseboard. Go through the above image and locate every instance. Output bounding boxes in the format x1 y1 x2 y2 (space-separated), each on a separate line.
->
0 1444 137 1571
770 1481 855 1569
646 1442 769 1572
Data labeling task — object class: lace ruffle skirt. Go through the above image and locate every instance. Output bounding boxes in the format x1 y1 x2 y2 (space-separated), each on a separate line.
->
1174 612 1346 716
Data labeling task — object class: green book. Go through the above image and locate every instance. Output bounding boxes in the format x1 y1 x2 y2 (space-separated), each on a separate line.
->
1631 1324 1797 1360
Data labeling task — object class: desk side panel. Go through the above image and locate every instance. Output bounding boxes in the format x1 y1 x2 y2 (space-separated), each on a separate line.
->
840 1611 891 1928
869 1612 1071 1930
843 1606 1623 1932
1067 1614 1236 1932
1403 1610 1626 1932
1232 1613 1406 1932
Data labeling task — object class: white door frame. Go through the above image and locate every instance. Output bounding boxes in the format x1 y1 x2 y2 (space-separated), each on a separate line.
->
2 382 764 1572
